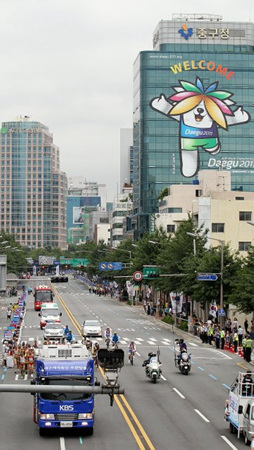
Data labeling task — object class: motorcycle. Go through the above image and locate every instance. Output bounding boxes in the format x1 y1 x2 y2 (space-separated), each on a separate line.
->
143 351 162 383
174 339 191 375
177 351 191 375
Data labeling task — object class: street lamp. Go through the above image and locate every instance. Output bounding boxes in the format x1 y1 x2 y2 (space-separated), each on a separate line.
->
186 232 197 256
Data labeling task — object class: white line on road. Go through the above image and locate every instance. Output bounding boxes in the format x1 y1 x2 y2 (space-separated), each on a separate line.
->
136 352 141 356
60 437 66 450
173 388 185 399
189 342 198 347
215 350 232 360
221 436 239 449
15 374 18 381
161 375 167 381
150 338 157 341
136 338 144 341
134 341 142 345
194 409 210 423
147 341 156 345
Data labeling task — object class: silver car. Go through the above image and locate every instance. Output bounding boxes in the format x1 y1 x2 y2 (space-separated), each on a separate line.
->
43 322 64 340
82 320 102 337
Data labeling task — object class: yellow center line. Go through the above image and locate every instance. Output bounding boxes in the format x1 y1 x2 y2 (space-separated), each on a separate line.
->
237 362 248 370
120 395 156 450
54 285 156 450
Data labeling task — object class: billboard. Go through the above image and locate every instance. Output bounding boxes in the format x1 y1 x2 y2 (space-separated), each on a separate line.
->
38 255 56 266
150 72 250 178
73 206 85 224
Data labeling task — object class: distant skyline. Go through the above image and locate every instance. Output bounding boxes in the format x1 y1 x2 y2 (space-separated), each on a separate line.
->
0 0 253 201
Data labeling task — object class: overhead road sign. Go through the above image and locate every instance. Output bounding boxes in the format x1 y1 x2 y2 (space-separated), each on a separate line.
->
99 262 123 271
197 273 218 281
143 267 160 279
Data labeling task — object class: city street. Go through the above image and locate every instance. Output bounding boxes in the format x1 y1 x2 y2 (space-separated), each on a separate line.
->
0 277 251 449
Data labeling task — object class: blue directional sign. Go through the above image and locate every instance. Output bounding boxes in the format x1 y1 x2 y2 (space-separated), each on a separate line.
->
197 273 218 281
99 262 123 271
218 308 226 317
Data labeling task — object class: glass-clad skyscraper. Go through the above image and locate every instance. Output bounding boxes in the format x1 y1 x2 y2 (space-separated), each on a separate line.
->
133 14 254 237
0 116 67 248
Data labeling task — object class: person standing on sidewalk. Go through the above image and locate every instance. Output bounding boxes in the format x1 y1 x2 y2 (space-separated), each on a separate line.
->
220 328 225 350
245 335 253 362
238 325 244 347
233 332 239 353
215 327 220 349
244 318 249 334
242 335 247 360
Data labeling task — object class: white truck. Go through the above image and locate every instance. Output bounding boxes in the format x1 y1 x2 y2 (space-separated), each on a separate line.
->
226 371 254 444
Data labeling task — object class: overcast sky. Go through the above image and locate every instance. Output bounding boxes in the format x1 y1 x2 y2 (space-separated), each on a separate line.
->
0 0 253 201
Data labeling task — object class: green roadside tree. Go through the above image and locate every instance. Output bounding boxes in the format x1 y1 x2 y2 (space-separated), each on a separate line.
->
228 246 254 314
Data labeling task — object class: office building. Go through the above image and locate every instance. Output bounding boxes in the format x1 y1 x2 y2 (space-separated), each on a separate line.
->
120 129 133 189
0 116 67 248
67 177 108 244
133 14 254 237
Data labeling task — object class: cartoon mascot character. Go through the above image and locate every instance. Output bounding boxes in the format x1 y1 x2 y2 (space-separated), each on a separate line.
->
150 77 250 177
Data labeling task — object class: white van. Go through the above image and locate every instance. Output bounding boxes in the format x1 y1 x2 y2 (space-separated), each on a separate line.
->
39 303 62 329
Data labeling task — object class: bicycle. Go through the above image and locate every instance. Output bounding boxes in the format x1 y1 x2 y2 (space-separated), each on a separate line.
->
129 349 135 365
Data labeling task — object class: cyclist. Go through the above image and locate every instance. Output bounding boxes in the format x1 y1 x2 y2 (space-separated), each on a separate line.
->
104 327 112 348
112 332 120 348
128 341 136 363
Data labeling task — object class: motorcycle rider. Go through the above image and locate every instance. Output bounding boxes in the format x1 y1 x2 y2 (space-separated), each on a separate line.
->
177 339 188 365
142 352 157 368
128 341 136 362
112 332 120 347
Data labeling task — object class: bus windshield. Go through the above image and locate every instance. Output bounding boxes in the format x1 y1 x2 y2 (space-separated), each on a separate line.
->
36 291 53 302
40 378 92 401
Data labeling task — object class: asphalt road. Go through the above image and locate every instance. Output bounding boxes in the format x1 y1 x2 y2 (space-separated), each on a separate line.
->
0 276 252 450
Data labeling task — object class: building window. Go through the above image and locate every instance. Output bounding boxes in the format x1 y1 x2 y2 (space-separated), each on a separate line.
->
239 211 252 221
239 242 251 251
168 207 182 213
236 197 244 200
195 190 202 197
212 223 225 233
167 224 175 233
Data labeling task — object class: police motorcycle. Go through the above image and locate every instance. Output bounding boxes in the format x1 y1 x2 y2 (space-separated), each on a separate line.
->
174 339 191 375
142 349 162 383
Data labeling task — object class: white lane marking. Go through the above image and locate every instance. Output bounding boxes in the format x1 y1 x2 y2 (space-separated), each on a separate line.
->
147 341 156 345
28 337 34 341
221 436 239 449
136 352 141 356
189 342 198 347
134 341 142 345
24 374 28 381
215 350 232 360
194 409 210 423
162 338 171 342
15 374 18 381
150 338 157 342
161 375 167 381
161 341 171 345
60 437 66 450
173 388 185 399
136 338 144 341
123 337 130 341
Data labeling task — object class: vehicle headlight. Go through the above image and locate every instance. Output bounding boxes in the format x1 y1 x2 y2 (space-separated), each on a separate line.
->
78 413 93 419
40 414 55 420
